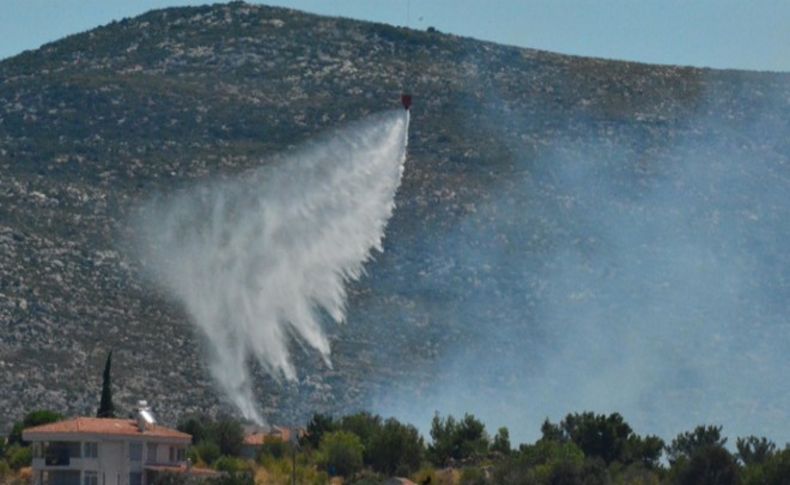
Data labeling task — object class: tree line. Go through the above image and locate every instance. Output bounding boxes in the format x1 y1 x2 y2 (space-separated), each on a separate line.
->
2 409 788 484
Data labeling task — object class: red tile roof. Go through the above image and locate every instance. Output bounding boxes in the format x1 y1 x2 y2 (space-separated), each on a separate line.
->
242 432 268 446
22 417 191 441
243 426 298 446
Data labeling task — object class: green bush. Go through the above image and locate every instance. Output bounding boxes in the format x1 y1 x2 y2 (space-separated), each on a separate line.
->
258 438 287 460
207 472 253 485
318 430 364 477
213 455 249 473
494 440 585 484
459 467 487 485
6 445 32 470
0 460 11 478
193 440 221 465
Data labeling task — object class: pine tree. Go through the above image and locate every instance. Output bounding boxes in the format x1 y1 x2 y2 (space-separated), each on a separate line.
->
96 350 115 418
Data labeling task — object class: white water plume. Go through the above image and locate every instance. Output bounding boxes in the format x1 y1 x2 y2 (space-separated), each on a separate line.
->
134 110 409 423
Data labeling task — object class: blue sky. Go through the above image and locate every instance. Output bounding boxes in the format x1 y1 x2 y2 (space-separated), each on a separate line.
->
1 1 789 71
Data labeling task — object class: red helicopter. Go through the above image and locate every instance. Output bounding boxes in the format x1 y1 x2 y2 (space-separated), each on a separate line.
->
401 93 412 110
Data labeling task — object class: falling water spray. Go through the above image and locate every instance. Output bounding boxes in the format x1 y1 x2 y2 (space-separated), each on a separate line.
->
134 110 409 423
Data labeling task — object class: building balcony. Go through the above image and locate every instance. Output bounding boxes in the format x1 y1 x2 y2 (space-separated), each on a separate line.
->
32 457 96 470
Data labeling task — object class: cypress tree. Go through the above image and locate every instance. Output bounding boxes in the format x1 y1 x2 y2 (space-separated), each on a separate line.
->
97 350 115 418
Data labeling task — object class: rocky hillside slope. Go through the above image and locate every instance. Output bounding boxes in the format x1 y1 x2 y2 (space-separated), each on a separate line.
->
1 2 789 437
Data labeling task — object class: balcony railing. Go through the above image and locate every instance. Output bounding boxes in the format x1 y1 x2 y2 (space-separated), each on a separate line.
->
44 451 70 467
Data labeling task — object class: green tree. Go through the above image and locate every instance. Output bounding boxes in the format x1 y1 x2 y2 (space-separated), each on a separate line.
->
367 418 424 476
666 425 727 465
491 427 512 455
96 350 115 418
540 418 565 443
541 412 663 468
428 413 489 466
559 412 633 465
625 434 665 468
302 413 336 450
318 430 364 477
736 436 776 466
339 411 382 463
8 409 63 446
177 414 210 444
675 445 739 485
760 448 790 485
210 417 244 457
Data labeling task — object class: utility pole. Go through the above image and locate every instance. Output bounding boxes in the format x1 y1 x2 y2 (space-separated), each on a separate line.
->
292 443 296 485
290 424 299 485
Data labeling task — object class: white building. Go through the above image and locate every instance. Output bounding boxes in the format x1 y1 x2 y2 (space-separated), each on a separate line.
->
22 404 201 485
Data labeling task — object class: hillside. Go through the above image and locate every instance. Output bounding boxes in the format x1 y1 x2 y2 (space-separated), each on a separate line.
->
1 2 789 440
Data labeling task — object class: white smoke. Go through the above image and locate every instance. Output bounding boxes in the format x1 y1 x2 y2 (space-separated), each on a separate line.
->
134 110 409 423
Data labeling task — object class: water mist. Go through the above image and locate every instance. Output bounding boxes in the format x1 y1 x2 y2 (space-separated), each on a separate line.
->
134 110 409 423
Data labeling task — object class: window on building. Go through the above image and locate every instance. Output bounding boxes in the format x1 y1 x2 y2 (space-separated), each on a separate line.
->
129 443 143 462
169 446 175 463
83 442 98 459
177 448 186 462
129 472 142 485
147 443 158 463
45 470 81 485
83 470 98 485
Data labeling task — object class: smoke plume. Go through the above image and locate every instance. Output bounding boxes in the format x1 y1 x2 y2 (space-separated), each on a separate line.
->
371 81 790 445
134 110 409 423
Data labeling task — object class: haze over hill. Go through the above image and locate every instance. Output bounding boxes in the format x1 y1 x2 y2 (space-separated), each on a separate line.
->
1 2 788 443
